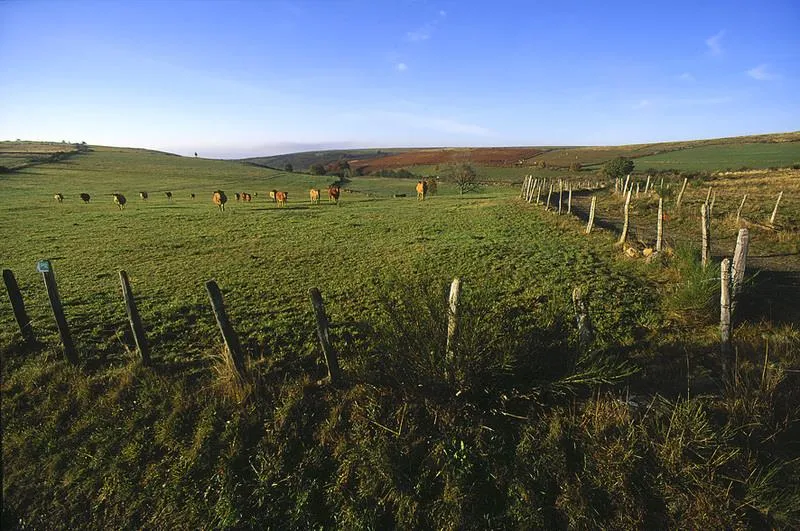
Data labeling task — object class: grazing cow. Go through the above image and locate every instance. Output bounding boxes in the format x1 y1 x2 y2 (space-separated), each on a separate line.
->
309 188 320 204
425 178 437 195
112 193 127 210
235 192 241 201
80 193 91 203
275 191 288 207
165 191 172 201
139 191 148 200
416 180 428 201
269 189 278 202
54 193 64 203
212 190 228 212
241 192 252 202
190 193 196 199
328 185 340 204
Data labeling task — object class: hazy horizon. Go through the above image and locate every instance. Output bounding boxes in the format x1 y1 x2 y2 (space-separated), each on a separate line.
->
2 1 798 159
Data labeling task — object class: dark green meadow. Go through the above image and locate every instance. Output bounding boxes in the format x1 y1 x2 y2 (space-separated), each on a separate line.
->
2 146 799 528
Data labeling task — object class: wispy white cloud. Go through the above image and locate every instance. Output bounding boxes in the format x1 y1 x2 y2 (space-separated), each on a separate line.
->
396 62 408 72
407 25 432 42
439 10 446 17
705 30 724 56
678 72 695 82
746 64 779 81
633 99 651 110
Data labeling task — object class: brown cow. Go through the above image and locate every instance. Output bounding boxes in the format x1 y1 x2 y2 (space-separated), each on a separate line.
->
309 188 320 204
275 191 288 207
425 178 437 195
80 193 91 203
139 191 148 200
54 193 64 203
212 190 228 212
190 193 196 199
112 193 127 210
241 192 252 202
328 185 340 204
416 180 428 201
235 192 241 201
269 189 278 202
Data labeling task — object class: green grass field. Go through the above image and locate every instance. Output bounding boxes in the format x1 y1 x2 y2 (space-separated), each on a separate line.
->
634 142 800 171
2 145 799 529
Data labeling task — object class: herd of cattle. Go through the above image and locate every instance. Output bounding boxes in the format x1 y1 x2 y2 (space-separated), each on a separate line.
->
53 179 438 210
53 184 345 211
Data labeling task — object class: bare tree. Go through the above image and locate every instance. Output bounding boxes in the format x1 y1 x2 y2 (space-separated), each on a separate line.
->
442 162 479 195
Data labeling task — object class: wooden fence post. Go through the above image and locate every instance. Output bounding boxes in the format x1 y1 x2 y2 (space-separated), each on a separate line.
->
520 175 529 198
705 186 712 205
720 258 732 375
567 185 572 214
3 269 36 344
676 177 688 210
636 182 640 199
618 188 632 244
309 287 341 384
736 194 747 224
656 198 664 252
586 196 596 234
546 184 553 211
445 278 462 386
710 191 716 218
558 181 563 214
660 177 664 192
205 280 247 383
701 203 711 268
770 191 783 225
38 260 77 364
572 286 594 349
623 174 630 197
528 178 537 203
730 228 749 316
119 270 150 366
645 175 651 195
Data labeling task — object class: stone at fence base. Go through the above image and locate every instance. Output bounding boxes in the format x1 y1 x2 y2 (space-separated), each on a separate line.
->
642 247 654 257
624 245 640 258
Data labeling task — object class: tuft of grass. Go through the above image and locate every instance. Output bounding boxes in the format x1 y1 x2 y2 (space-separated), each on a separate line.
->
663 243 719 322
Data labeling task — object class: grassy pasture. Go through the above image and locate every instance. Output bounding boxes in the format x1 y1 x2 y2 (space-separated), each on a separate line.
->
634 142 800 171
2 146 800 528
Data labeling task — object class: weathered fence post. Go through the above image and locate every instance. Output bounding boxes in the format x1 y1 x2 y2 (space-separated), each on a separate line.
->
618 188 632 244
676 177 688 210
645 175 651 195
572 286 594 350
636 182 640 199
38 260 76 364
558 181 563 215
586 196 596 234
705 186 712 205
546 184 553 211
623 174 630 197
3 269 35 344
720 258 732 376
736 194 747 224
520 175 529 198
445 278 462 386
535 179 542 204
730 228 749 316
656 198 664 252
528 178 537 203
710 191 716 218
205 280 247 383
119 270 150 366
770 191 783 225
701 203 711 268
567 185 572 215
308 287 341 384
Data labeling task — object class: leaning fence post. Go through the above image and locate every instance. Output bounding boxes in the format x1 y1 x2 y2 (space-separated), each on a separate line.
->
730 228 749 316
770 191 783 225
519 175 529 198
3 269 35 344
572 286 594 350
119 270 150 366
736 194 747 224
558 181 563 215
586 196 596 234
445 278 462 385
308 287 341 384
205 280 247 383
546 184 553 211
656 198 664 252
676 177 688 210
535 180 542 204
701 203 711 268
645 175 651 195
38 260 77 364
720 258 732 376
567 185 572 214
618 188 632 244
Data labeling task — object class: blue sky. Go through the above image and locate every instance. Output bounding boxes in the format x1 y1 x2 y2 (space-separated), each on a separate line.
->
1 0 798 157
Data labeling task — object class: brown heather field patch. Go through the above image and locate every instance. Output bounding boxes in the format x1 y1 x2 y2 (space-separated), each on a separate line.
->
350 147 545 172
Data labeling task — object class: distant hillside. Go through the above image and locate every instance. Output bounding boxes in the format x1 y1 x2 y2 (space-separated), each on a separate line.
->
240 148 411 172
239 131 800 175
